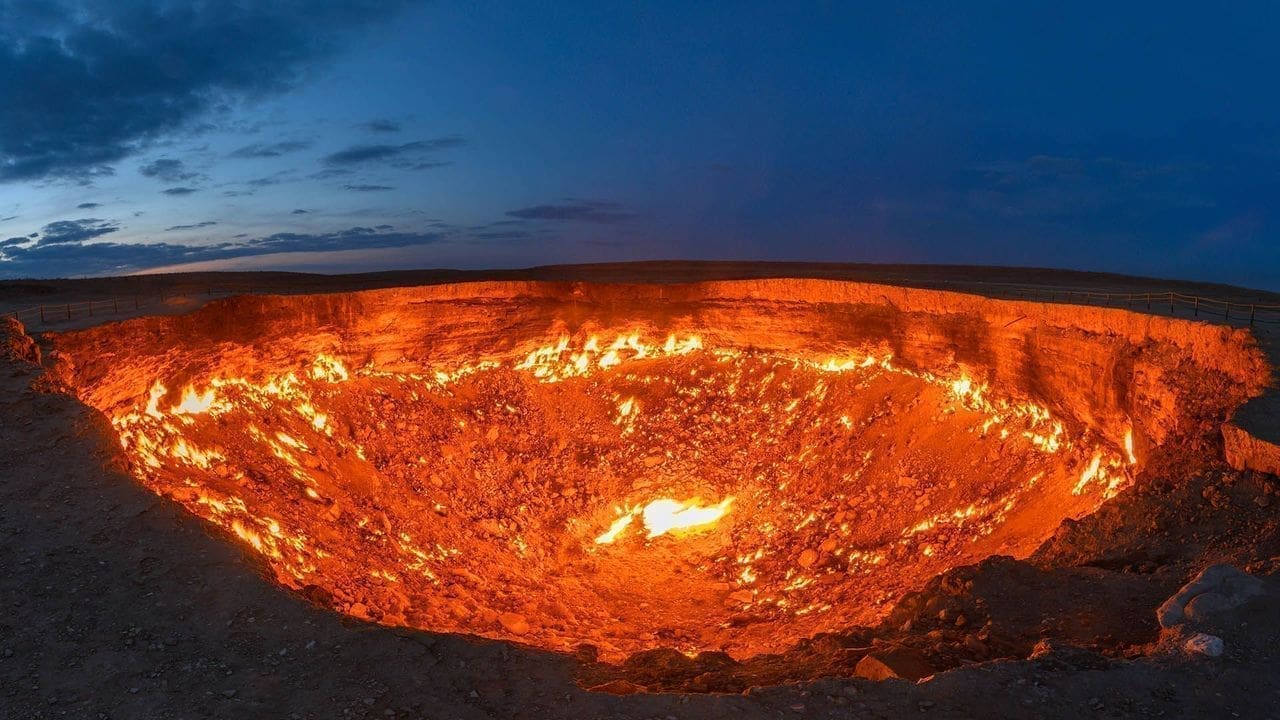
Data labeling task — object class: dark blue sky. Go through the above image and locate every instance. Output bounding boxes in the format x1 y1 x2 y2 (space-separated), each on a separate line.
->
2 2 1279 288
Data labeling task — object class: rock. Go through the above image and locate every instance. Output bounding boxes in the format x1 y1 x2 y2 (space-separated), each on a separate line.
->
727 589 754 605
1157 565 1265 628
0 318 39 365
498 612 530 634
798 549 819 568
643 455 664 468
854 646 933 681
1029 639 1109 670
1185 592 1235 621
1184 633 1224 657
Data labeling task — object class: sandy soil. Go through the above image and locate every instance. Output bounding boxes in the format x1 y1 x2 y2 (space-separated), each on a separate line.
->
2 262 1280 719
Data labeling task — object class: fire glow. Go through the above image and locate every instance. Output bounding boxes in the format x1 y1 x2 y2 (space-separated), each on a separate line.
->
93 329 1136 660
594 496 735 544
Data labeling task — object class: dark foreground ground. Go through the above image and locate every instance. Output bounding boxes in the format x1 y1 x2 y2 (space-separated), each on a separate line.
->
2 262 1280 719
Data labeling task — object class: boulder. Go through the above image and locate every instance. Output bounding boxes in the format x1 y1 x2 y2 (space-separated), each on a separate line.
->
1184 633 1224 657
1156 565 1264 629
854 646 933 681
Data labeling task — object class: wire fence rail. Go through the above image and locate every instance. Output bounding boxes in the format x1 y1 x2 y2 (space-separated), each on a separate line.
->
4 282 1280 328
965 285 1280 326
1 287 260 326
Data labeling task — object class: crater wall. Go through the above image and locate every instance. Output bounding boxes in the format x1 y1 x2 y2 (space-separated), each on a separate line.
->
52 279 1270 458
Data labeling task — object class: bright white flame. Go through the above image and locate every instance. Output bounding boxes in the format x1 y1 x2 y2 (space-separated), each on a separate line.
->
594 496 735 544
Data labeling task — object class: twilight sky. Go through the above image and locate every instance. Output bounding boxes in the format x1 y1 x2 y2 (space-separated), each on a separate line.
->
2 2 1279 288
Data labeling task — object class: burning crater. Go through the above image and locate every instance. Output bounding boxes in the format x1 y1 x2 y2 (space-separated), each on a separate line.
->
50 280 1266 667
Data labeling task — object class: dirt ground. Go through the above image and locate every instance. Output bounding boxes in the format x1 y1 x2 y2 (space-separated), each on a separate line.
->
2 263 1280 719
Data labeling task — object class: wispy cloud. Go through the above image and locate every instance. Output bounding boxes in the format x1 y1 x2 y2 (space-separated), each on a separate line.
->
506 200 636 224
358 119 402 133
139 158 199 183
0 224 445 277
164 220 218 232
229 140 313 159
29 218 120 246
322 136 464 169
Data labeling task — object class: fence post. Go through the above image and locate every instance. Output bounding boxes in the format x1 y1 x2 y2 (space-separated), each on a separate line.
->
1145 293 1151 311
1193 297 1199 317
113 298 118 313
39 305 45 324
134 296 139 310
65 303 71 320
1250 305 1256 326
1224 301 1231 321
1168 293 1174 314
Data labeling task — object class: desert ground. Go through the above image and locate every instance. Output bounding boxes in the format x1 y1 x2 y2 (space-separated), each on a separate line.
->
2 262 1279 719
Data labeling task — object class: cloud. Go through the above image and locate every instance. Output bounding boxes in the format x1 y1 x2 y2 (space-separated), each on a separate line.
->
0 224 444 277
0 1 417 182
359 119 401 133
309 167 354 180
291 209 310 214
33 218 120 245
162 186 199 196
229 140 313 159
506 200 637 224
164 220 218 232
322 136 464 168
343 184 394 192
139 158 198 183
76 202 101 209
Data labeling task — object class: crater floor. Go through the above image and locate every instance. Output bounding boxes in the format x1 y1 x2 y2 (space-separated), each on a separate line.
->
100 332 1127 660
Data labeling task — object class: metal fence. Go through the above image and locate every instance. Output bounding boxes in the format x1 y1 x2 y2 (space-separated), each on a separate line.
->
4 281 1280 328
1 287 254 326
958 285 1280 326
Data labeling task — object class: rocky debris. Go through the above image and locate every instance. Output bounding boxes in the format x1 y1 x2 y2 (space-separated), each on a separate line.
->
498 612 531 635
1222 394 1280 476
1157 565 1264 629
854 645 933 681
1028 639 1110 671
0 317 39 365
1183 633 1225 657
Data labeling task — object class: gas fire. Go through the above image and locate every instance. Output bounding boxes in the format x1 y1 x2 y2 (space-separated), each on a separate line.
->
594 496 735 544
93 328 1134 661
